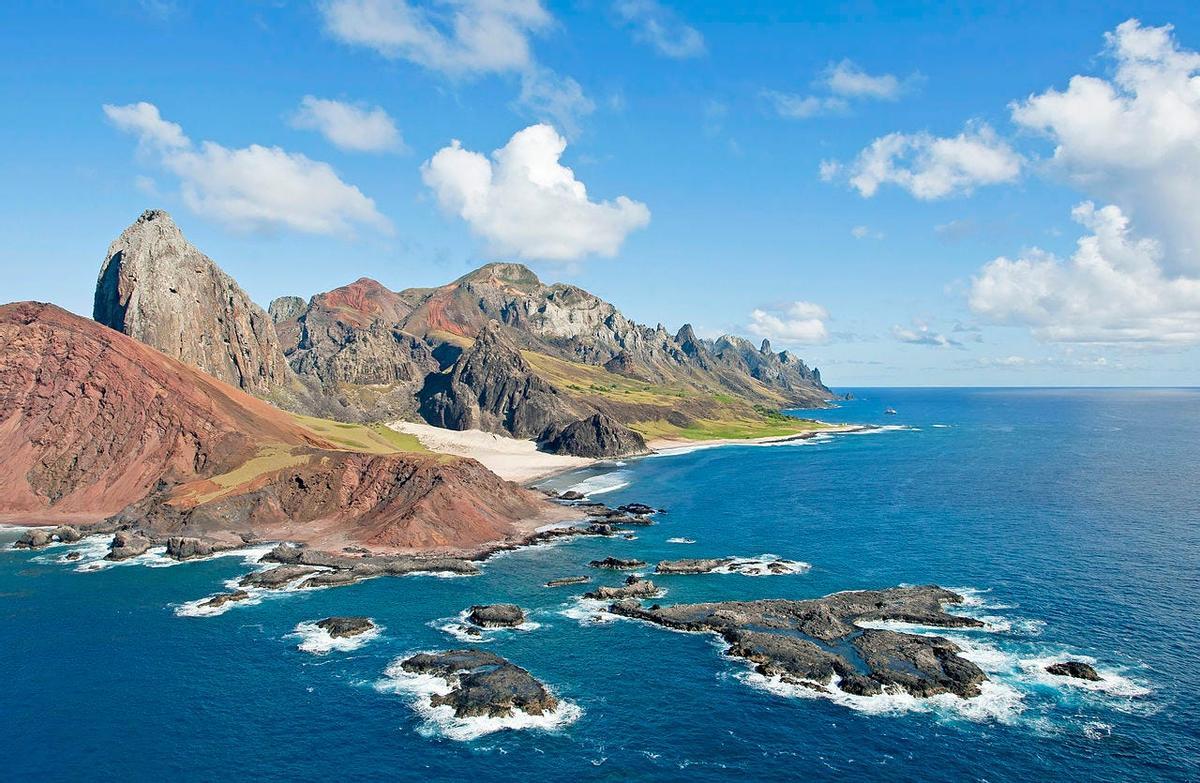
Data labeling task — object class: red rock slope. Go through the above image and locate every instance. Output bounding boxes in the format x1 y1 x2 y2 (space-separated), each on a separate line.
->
0 302 557 552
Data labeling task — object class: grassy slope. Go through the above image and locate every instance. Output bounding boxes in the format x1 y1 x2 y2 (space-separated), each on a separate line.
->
522 350 831 442
189 414 430 504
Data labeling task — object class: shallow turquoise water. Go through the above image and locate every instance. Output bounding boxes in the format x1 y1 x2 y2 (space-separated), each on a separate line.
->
2 388 1197 781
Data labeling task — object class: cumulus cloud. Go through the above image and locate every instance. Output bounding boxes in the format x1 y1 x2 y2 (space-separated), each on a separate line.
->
319 0 549 75
747 301 830 344
836 122 1022 199
421 123 650 260
891 322 961 348
825 60 905 100
321 0 593 135
291 96 404 152
969 202 1200 345
1011 19 1200 274
613 0 705 59
104 101 389 235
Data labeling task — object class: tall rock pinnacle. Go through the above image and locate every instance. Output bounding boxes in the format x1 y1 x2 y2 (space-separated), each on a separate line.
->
94 209 292 398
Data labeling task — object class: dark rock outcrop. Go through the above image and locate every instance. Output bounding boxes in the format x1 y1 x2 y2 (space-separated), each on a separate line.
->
199 591 251 609
545 576 590 587
419 322 583 439
584 576 660 600
609 585 988 700
655 558 735 575
1045 661 1101 681
13 529 52 549
400 649 559 718
165 536 227 560
467 604 525 628
315 616 375 638
538 412 648 458
106 530 151 560
589 557 645 570
238 565 321 589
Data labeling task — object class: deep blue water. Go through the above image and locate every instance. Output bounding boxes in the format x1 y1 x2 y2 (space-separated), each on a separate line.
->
2 388 1198 782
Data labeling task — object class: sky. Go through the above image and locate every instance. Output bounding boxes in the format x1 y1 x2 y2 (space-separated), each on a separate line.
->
2 0 1200 388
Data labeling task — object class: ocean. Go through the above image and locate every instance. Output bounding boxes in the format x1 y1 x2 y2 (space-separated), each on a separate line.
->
2 388 1197 782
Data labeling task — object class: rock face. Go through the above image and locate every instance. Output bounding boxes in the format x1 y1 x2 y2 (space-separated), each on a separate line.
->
273 279 438 421
93 210 294 400
420 322 583 439
1046 661 1101 681
400 650 558 719
545 576 590 587
315 616 375 638
609 585 988 700
0 303 558 554
0 301 323 519
239 565 320 589
467 604 526 628
539 413 648 458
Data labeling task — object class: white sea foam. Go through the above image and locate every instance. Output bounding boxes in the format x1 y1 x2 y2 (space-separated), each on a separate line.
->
434 610 542 642
932 424 952 428
174 562 333 618
291 620 381 654
565 471 632 497
735 670 1027 724
709 554 811 576
375 657 582 741
559 597 620 625
666 537 696 544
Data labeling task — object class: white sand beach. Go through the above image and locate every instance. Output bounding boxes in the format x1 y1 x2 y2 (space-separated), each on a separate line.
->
387 421 596 483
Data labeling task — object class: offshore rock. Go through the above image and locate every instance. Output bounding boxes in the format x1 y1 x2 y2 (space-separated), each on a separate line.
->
609 585 988 700
315 616 375 638
400 649 559 719
467 604 526 628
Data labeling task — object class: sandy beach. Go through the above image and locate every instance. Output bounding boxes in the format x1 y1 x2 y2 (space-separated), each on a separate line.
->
389 421 875 485
387 421 597 483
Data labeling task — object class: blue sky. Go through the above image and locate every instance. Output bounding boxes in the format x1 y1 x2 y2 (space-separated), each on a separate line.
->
3 0 1199 387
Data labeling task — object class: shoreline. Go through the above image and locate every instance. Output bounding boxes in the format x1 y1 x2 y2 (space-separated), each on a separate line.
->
389 420 879 489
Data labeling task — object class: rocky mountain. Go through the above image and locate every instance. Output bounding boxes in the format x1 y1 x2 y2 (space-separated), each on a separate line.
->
0 302 552 551
418 322 586 439
92 211 833 457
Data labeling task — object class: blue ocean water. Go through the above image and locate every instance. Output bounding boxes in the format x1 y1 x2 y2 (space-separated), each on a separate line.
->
2 388 1198 782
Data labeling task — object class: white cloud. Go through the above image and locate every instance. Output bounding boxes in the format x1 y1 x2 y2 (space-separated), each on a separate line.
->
969 202 1200 345
104 101 389 235
747 301 829 344
103 101 189 150
891 323 961 348
291 96 404 152
1011 19 1200 274
515 68 595 137
319 0 549 76
763 90 847 119
851 225 883 240
825 60 903 100
839 122 1022 199
421 123 650 260
613 0 705 59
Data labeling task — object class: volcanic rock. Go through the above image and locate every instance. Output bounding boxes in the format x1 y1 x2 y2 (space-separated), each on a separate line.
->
545 576 590 587
106 530 151 560
539 413 648 458
467 604 526 628
400 649 559 719
609 585 989 700
589 557 646 570
314 616 375 638
655 558 735 575
584 576 660 600
1045 661 1102 681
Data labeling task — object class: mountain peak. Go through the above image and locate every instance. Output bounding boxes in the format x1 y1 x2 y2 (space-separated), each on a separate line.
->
457 262 542 291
